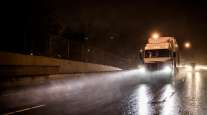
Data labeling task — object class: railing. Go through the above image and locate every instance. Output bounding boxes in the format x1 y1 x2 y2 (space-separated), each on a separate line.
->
0 36 132 68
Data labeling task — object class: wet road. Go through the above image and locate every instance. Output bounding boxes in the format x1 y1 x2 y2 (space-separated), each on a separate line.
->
0 69 207 115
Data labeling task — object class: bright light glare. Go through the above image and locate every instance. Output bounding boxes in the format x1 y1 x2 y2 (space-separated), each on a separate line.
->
138 67 146 73
138 65 144 68
163 66 172 73
152 33 159 39
137 65 146 73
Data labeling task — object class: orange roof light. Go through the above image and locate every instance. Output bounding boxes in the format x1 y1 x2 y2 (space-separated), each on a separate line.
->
152 33 160 39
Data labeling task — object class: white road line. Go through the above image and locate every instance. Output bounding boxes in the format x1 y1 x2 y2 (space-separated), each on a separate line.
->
3 104 46 115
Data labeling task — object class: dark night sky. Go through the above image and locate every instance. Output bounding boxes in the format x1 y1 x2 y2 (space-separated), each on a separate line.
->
7 0 207 63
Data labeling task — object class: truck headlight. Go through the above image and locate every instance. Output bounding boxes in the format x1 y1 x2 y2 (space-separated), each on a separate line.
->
163 65 172 73
137 65 146 73
139 67 146 73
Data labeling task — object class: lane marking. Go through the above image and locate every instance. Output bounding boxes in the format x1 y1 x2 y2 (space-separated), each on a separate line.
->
3 104 46 115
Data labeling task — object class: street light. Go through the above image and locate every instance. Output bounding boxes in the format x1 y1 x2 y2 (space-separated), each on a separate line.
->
184 42 191 49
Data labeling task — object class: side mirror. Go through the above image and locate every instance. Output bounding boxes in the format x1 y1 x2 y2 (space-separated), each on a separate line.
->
139 49 144 63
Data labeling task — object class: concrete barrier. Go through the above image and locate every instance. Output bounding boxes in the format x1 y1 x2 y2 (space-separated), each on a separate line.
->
0 52 121 76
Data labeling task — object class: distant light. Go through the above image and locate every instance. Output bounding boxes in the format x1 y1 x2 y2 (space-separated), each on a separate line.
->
184 42 191 49
139 49 143 53
109 36 115 40
175 44 178 48
152 33 160 39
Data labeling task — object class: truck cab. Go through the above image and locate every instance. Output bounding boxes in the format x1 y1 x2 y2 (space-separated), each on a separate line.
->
142 36 179 76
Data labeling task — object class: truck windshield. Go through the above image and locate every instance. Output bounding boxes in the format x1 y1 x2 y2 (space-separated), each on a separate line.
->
145 49 170 58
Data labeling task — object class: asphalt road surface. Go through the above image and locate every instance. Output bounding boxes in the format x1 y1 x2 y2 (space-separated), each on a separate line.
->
0 69 207 115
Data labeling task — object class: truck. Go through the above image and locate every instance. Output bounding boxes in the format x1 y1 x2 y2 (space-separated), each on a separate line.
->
140 35 179 76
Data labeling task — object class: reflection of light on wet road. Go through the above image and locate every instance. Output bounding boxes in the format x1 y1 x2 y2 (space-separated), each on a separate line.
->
195 72 202 98
125 84 152 115
186 72 193 97
2 67 207 115
160 84 180 115
184 71 203 114
194 72 202 114
186 72 202 100
195 65 207 71
179 64 207 72
137 84 152 115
